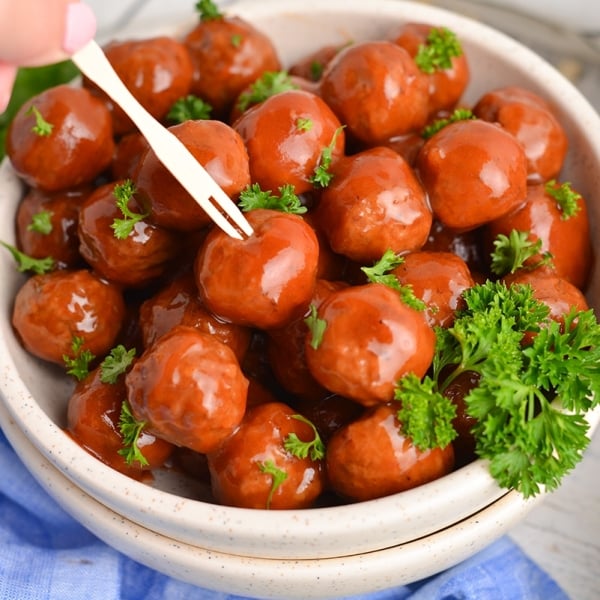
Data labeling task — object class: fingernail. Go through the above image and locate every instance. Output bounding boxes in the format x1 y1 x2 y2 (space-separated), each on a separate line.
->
63 2 97 54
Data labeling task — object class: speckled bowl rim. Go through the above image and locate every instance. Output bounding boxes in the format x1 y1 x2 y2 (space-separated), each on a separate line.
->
1 0 600 562
0 396 549 599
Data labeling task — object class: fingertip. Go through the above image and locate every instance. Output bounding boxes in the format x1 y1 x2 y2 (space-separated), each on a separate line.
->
62 2 97 54
0 63 18 114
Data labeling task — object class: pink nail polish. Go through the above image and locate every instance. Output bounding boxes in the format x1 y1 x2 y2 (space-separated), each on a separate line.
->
63 3 97 54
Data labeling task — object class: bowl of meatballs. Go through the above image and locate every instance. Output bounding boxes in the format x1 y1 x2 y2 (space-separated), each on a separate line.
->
1 0 600 597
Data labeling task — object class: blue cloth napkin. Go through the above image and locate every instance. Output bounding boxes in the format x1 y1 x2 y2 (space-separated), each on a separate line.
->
0 427 569 600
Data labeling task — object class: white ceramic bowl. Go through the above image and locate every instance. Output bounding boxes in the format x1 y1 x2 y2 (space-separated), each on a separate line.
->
1 0 600 580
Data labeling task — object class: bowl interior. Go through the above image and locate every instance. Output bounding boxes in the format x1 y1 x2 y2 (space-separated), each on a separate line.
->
1 0 599 561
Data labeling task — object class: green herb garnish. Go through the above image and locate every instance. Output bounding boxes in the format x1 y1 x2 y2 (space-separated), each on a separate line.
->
490 230 554 276
100 345 136 384
167 95 212 123
422 108 476 139
236 71 299 113
284 415 326 461
415 26 463 74
238 183 307 214
63 336 95 381
544 180 582 220
257 460 288 509
110 179 149 240
0 240 54 274
304 304 327 350
308 126 345 188
118 401 149 467
27 209 53 235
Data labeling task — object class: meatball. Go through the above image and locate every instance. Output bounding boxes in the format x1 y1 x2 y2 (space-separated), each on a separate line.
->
7 85 114 192
320 40 429 144
134 119 251 231
12 269 125 364
195 209 320 329
315 146 432 263
207 402 326 509
416 119 528 230
305 283 435 406
326 403 454 501
125 326 248 454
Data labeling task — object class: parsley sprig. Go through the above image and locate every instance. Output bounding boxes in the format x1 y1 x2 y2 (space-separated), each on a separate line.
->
100 345 136 384
284 414 326 461
309 126 345 188
415 27 463 74
0 241 54 274
236 71 299 113
422 108 476 139
26 105 53 136
27 210 53 235
257 459 288 509
118 401 149 467
395 280 600 498
490 230 554 276
111 179 149 240
361 249 426 311
195 0 222 21
304 304 327 350
63 336 95 381
167 95 212 123
238 183 307 214
544 179 582 220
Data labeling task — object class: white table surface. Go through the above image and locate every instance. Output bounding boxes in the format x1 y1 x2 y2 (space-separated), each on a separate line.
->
86 2 600 598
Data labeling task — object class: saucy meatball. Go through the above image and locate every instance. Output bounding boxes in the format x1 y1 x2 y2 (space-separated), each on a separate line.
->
392 23 470 117
85 36 194 136
315 146 432 263
125 326 248 454
77 181 182 288
326 403 454 501
12 269 125 364
195 209 320 329
134 119 250 231
305 283 435 406
473 86 568 184
487 182 592 289
138 271 251 361
67 366 174 477
232 89 345 195
392 251 475 327
16 186 88 270
7 85 114 192
320 40 429 145
184 13 281 118
416 119 528 230
207 402 326 509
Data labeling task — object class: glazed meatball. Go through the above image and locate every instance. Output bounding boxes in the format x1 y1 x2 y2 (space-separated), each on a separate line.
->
207 402 326 509
134 119 251 231
326 403 454 501
67 366 174 477
125 326 248 454
12 269 126 364
85 36 194 136
473 86 568 184
305 283 435 406
320 40 429 144
7 85 114 192
138 271 252 361
232 89 345 195
195 209 320 329
184 14 281 118
16 186 88 270
315 146 432 263
392 251 475 327
416 119 528 230
77 181 182 287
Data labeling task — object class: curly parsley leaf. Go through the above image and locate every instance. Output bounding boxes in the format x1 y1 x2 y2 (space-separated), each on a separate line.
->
304 303 327 350
118 401 149 467
284 414 326 461
257 459 287 509
236 71 299 113
238 183 307 214
27 209 53 235
361 249 426 311
308 125 345 188
100 345 136 384
422 108 476 139
490 229 554 276
0 241 55 274
111 179 149 240
63 336 95 381
167 95 212 123
544 179 582 220
415 27 463 74
395 279 600 498
26 105 53 136
195 0 222 21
